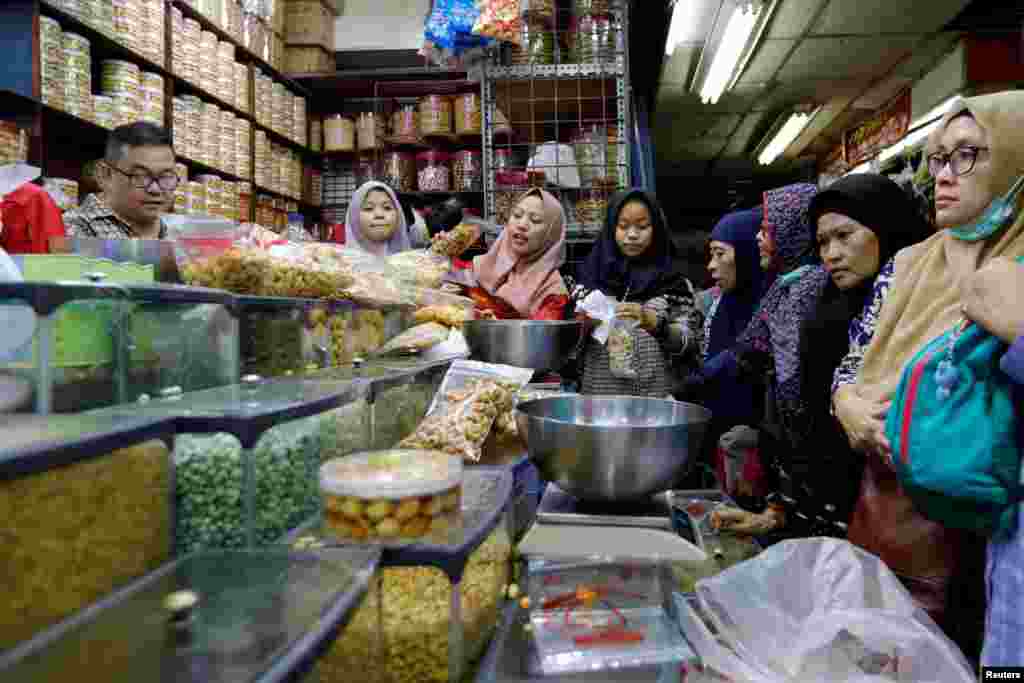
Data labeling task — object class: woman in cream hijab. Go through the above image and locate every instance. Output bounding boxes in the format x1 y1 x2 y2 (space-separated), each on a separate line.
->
832 91 1024 660
343 181 412 257
463 188 569 320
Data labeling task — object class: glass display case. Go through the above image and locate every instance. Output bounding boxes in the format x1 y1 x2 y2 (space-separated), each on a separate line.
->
0 547 382 683
0 413 176 651
0 282 239 414
287 467 515 683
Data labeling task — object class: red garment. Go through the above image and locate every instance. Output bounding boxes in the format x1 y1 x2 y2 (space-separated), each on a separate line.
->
1 183 66 254
467 286 568 321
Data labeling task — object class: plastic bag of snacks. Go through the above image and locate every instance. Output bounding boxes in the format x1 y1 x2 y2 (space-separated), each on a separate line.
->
607 316 639 380
174 221 274 295
376 322 450 356
431 221 480 258
414 304 472 329
473 0 523 45
386 249 453 289
400 360 534 461
263 243 357 299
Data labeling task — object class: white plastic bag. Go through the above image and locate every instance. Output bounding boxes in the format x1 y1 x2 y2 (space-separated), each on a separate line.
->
528 142 581 189
685 538 975 683
577 290 617 343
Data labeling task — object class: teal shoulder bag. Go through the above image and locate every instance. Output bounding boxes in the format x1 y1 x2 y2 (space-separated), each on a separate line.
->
886 269 1023 535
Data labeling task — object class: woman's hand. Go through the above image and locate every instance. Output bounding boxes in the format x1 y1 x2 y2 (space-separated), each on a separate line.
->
962 257 1024 345
833 385 892 464
616 303 658 331
710 506 783 535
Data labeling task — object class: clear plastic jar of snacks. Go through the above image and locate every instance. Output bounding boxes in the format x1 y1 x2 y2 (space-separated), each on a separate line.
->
356 112 384 151
390 105 419 142
454 93 481 136
324 115 355 152
382 151 415 193
319 450 463 542
416 150 451 192
452 150 482 192
419 95 452 136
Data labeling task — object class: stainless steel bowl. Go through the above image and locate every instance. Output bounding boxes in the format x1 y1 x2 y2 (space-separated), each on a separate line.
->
515 395 712 502
462 319 583 372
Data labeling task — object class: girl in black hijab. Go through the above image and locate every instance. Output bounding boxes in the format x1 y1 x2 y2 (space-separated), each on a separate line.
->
571 189 703 397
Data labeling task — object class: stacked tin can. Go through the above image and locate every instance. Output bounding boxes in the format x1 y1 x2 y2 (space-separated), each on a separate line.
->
225 0 242 42
239 182 253 221
170 7 185 72
60 0 95 27
217 41 235 105
293 97 307 147
268 142 281 194
235 63 250 114
39 17 65 111
138 0 165 66
181 95 204 160
173 163 189 213
179 18 201 85
254 130 268 187
62 33 94 121
219 110 237 176
139 72 164 126
254 71 271 128
112 0 141 54
185 180 206 214
196 174 222 217
309 116 322 152
200 102 220 167
223 181 240 221
199 31 219 96
93 95 114 129
94 0 116 37
270 83 285 136
101 60 141 127
309 169 322 206
237 119 252 180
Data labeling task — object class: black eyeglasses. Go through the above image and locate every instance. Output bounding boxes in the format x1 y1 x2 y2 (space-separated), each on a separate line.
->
927 146 989 178
106 163 180 191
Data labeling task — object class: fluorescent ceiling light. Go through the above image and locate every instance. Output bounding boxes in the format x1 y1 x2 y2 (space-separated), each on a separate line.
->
666 0 705 56
698 3 762 104
757 108 819 166
878 118 943 164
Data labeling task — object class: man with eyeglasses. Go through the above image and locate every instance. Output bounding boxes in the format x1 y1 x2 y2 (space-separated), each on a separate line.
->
64 122 178 240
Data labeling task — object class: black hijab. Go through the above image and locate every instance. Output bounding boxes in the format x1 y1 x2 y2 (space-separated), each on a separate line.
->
798 173 931 434
706 207 765 359
576 189 680 301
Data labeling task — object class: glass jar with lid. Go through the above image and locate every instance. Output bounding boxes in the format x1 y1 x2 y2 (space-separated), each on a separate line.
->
416 151 451 192
452 150 482 192
382 151 415 193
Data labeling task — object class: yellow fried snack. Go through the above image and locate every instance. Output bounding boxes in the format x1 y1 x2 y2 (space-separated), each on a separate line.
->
414 304 470 329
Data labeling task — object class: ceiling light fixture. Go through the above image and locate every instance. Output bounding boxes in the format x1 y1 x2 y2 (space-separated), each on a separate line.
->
665 0 705 56
690 1 776 105
757 107 821 166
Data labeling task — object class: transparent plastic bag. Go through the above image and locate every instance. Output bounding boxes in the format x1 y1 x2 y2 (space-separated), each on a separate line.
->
376 322 450 356
473 0 523 45
386 248 452 289
430 221 481 258
687 538 975 683
607 316 639 379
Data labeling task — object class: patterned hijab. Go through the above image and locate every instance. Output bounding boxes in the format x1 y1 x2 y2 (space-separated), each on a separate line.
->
740 183 830 430
344 181 411 257
473 188 568 317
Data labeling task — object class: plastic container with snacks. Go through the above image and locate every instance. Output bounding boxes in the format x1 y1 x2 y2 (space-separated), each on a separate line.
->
454 92 481 136
320 450 463 543
382 151 415 193
416 150 451 193
324 115 355 152
355 112 384 152
512 18 555 65
574 0 611 13
389 105 419 143
452 150 482 192
419 95 452 137
570 13 619 65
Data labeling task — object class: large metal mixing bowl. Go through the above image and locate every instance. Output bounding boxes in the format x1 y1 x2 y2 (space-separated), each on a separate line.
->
462 319 582 372
515 395 712 502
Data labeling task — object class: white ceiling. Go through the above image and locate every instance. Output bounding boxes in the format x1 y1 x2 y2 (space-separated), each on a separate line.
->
655 0 971 173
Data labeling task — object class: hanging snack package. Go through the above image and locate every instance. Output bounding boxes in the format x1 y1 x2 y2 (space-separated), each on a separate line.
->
607 316 639 380
376 322 450 356
400 360 534 460
473 0 523 45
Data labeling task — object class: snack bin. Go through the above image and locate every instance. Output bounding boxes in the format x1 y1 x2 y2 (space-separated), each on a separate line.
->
0 413 176 651
0 281 130 414
237 295 327 379
93 374 369 555
285 466 515 683
0 547 382 683
119 283 240 403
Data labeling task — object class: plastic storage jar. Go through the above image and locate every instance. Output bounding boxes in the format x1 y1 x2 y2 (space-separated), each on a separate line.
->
324 114 355 152
452 150 482 192
356 112 385 151
382 151 415 193
416 151 451 192
320 450 463 542
419 95 453 136
390 104 419 143
454 92 481 136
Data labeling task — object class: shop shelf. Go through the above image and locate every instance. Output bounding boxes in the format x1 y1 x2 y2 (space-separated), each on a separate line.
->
170 73 254 123
177 155 252 184
255 121 312 156
486 62 625 81
0 547 381 683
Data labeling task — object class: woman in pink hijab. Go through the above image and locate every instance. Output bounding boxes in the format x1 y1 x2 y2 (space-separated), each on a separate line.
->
343 181 412 257
465 188 569 320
